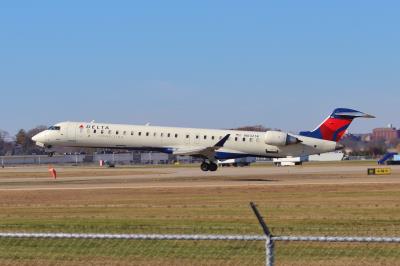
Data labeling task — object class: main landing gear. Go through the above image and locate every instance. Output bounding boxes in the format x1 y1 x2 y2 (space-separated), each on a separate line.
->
200 162 218 172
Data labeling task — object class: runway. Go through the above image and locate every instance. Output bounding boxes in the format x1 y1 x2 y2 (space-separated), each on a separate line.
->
0 163 399 191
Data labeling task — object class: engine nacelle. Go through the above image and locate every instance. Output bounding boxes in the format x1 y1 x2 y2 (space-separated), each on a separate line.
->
265 131 301 146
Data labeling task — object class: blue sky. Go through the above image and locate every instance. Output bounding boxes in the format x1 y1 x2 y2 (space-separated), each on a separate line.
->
0 1 398 135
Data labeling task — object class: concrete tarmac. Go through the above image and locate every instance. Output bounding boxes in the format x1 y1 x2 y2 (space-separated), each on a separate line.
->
0 163 399 191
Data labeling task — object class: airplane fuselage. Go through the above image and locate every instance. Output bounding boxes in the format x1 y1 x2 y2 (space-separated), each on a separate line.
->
32 108 373 171
33 121 338 160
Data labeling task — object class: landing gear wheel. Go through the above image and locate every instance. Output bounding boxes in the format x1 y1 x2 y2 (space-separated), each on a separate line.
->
209 163 218 172
201 162 210 172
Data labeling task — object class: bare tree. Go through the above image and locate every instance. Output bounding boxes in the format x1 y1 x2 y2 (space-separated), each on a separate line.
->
15 126 47 155
0 130 14 156
0 130 7 155
15 129 27 145
232 125 270 132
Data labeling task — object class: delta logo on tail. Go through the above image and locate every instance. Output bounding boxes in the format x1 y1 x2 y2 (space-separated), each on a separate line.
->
300 108 375 142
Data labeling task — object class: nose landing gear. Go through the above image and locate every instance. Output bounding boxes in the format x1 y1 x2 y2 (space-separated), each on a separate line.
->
43 145 54 157
200 162 218 172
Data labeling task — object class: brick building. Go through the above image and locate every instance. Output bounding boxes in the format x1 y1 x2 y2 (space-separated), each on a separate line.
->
372 125 400 141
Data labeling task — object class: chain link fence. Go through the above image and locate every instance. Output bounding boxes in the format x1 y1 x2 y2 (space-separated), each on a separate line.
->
0 202 399 266
271 236 400 266
0 233 265 266
0 233 399 265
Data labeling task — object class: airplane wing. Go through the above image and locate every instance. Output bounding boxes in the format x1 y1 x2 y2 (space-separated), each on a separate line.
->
172 134 230 160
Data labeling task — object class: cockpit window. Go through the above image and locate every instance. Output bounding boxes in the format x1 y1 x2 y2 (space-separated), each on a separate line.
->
48 126 61 131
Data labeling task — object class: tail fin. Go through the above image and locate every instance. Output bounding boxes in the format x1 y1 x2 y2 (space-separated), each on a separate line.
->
299 108 374 142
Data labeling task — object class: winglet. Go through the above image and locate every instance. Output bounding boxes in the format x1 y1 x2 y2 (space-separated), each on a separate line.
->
215 134 230 148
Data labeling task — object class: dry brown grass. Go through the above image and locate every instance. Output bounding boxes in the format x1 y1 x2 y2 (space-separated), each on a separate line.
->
0 165 399 264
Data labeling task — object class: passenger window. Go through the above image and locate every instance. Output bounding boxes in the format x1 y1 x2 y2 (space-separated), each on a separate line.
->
196 135 199 139
235 137 238 141
93 130 97 134
146 132 149 137
243 138 246 142
186 135 190 139
153 132 157 137
101 130 104 134
212 136 215 140
167 133 171 137
204 135 207 140
249 138 253 142
123 131 127 135
131 131 134 136
116 131 119 135
109 130 112 134
175 134 178 138
138 132 141 136
161 133 164 137
219 136 222 140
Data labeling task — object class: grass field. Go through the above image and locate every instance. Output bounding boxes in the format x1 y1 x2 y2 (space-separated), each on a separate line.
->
0 164 399 265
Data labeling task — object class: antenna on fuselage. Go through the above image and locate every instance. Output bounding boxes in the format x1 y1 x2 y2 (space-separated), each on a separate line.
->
90 120 95 123
145 122 151 126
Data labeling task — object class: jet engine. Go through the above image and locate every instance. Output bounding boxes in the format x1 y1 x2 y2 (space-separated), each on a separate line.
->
265 131 302 146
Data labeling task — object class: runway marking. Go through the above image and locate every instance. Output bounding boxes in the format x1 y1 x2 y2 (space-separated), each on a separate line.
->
1 179 400 191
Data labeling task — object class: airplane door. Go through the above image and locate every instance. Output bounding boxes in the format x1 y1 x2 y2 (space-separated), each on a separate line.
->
66 123 77 144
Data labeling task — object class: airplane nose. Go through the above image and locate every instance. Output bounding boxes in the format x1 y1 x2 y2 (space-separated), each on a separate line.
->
32 134 38 142
32 132 45 143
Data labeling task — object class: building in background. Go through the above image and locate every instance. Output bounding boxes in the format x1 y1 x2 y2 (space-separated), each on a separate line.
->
141 152 170 164
272 152 345 166
372 124 400 142
308 152 345 161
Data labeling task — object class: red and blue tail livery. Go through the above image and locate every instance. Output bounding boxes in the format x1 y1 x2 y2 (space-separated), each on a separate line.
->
300 108 375 142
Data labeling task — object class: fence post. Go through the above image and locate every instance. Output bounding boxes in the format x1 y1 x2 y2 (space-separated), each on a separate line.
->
250 202 274 266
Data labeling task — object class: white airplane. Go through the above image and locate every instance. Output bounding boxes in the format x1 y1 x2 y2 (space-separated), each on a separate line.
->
32 108 374 171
